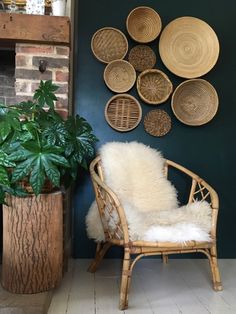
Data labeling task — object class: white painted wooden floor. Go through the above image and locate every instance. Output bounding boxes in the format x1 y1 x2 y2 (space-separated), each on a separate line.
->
48 259 236 314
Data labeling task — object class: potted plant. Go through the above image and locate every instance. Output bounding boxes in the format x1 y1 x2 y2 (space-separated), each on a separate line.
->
0 80 98 293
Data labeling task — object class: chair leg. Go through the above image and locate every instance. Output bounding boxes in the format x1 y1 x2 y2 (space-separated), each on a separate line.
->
162 254 169 264
208 246 223 291
119 250 131 310
87 242 111 273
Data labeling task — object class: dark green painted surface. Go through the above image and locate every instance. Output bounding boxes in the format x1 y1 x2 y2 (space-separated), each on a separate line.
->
73 0 236 258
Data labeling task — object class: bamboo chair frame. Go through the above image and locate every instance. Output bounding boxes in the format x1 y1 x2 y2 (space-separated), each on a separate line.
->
88 156 222 310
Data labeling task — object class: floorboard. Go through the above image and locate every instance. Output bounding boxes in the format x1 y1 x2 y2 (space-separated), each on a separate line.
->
48 259 236 314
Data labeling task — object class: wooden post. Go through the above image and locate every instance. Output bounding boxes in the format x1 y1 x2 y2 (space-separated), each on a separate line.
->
1 191 63 294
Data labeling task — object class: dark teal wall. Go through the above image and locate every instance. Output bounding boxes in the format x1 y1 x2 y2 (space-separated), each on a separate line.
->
73 0 236 258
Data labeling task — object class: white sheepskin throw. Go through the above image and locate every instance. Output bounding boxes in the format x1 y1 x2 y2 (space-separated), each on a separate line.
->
86 142 212 243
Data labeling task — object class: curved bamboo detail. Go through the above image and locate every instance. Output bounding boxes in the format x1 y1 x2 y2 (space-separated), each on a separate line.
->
88 155 222 310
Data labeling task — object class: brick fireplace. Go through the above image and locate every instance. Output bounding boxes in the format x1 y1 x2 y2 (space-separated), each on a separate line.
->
0 43 70 118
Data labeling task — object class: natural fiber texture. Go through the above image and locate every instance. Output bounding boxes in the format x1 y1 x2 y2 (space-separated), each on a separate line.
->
86 142 212 243
144 109 171 137
128 45 156 72
87 141 222 310
87 201 212 243
159 16 220 78
104 60 136 93
91 27 128 63
171 79 219 126
126 6 162 43
137 69 173 104
105 94 142 132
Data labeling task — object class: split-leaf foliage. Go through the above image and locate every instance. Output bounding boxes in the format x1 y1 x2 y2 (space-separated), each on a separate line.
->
0 80 98 204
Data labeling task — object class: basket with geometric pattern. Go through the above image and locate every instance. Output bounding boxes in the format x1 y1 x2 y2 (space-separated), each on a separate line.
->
91 27 128 63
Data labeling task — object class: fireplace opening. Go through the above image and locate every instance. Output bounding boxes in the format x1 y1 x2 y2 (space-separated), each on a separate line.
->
0 44 16 107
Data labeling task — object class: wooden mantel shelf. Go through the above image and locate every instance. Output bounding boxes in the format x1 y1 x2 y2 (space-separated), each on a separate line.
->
0 12 70 46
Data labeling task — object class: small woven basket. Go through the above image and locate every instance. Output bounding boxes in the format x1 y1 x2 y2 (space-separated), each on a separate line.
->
105 94 142 132
128 45 156 72
144 109 172 137
171 79 219 126
91 27 128 63
104 60 136 93
137 69 173 105
126 6 162 43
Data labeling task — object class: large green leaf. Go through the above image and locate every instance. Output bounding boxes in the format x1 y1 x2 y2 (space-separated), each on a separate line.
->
0 121 11 141
29 158 45 195
11 156 36 182
33 80 58 109
43 121 68 146
42 158 60 187
22 141 41 153
0 151 16 167
8 148 33 161
0 166 10 186
47 153 70 167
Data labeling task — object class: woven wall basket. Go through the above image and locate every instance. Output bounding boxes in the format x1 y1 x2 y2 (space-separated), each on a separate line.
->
144 109 171 137
104 60 136 93
126 6 162 43
105 94 142 132
171 79 219 126
128 45 156 72
159 16 220 78
91 27 128 63
137 69 173 105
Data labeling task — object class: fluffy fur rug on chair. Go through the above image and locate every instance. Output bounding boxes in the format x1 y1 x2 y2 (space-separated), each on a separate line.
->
86 142 212 243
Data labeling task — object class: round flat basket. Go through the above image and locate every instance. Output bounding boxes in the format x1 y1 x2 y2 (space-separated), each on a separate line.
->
104 60 136 93
137 69 173 104
171 79 219 126
128 45 156 72
105 94 142 132
159 16 220 78
91 27 128 63
126 6 162 43
144 109 171 137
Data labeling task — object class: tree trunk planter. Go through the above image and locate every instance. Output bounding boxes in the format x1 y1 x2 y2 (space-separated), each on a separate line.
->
1 191 63 294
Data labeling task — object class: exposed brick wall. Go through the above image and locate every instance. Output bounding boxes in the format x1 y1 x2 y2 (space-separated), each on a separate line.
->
15 43 70 117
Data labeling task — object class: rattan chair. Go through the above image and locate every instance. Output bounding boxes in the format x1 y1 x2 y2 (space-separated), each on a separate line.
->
88 156 222 310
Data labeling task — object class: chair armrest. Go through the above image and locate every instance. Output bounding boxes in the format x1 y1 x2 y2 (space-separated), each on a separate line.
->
90 157 130 244
165 159 219 239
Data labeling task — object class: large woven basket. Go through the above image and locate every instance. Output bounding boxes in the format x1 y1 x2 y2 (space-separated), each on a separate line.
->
159 17 220 78
171 79 219 126
104 60 136 93
105 94 142 132
126 6 162 43
128 45 156 72
137 69 173 105
91 27 128 63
